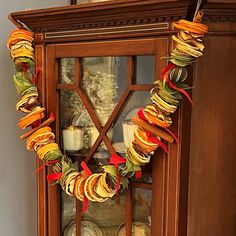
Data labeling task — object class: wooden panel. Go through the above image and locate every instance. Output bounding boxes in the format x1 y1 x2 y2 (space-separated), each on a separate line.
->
35 40 48 236
150 35 191 236
46 45 61 236
207 0 235 3
55 39 164 57
151 150 166 236
188 35 236 236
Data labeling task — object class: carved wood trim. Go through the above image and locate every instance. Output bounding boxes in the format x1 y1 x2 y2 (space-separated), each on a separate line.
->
9 0 194 35
44 22 169 40
203 2 236 22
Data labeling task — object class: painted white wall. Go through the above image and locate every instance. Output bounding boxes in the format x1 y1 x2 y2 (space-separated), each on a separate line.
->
0 1 68 236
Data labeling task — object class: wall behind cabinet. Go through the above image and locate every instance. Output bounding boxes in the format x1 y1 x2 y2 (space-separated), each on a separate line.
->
0 1 68 236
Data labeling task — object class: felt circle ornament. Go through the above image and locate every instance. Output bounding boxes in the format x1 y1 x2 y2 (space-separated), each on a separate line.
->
7 11 208 213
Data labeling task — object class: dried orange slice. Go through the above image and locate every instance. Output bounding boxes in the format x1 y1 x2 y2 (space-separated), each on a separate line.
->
134 127 158 153
144 112 171 128
84 174 107 202
18 107 45 129
74 176 86 201
65 172 80 196
26 126 55 150
128 145 150 165
37 143 59 160
95 173 115 199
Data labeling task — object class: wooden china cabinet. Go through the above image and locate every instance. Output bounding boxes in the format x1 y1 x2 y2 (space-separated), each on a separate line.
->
9 1 236 236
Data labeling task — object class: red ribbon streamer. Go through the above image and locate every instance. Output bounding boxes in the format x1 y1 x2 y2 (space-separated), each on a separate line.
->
167 78 193 105
161 63 176 79
31 67 40 85
161 63 193 105
138 106 179 144
109 154 125 193
82 196 89 214
135 170 142 179
163 127 179 144
115 174 122 193
81 161 92 176
32 160 59 175
49 112 55 121
146 132 169 154
109 154 126 166
137 107 148 122
21 63 28 72
47 173 62 182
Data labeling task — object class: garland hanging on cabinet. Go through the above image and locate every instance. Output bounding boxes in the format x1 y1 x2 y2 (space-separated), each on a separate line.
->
7 11 208 213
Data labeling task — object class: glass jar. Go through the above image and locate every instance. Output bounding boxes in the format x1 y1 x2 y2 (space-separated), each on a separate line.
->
62 126 84 152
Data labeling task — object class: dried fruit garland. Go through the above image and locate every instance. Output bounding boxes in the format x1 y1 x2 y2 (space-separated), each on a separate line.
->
7 12 208 213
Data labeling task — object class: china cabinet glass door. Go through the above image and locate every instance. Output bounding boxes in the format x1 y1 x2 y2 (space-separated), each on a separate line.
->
45 38 169 236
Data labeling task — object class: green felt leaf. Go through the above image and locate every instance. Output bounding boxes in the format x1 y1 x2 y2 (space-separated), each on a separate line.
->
13 72 32 95
44 149 63 162
173 82 193 90
14 57 34 71
102 165 129 190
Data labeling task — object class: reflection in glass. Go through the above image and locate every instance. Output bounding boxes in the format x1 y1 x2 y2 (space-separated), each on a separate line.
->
61 161 79 234
82 193 126 235
59 90 98 151
59 58 75 84
136 56 155 84
61 191 76 234
109 91 151 154
81 57 127 126
133 188 152 223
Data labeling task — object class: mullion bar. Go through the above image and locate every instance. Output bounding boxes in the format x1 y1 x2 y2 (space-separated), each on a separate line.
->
129 84 154 91
75 88 115 161
56 84 76 90
83 88 132 164
74 58 80 88
131 182 152 190
96 88 131 143
126 54 135 236
76 200 81 236
75 88 103 132
75 57 82 236
126 187 132 236
127 56 135 86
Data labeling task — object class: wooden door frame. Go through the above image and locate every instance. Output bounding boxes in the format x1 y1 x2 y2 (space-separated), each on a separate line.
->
42 37 191 236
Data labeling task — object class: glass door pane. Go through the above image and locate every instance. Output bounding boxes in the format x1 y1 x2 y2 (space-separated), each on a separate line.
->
58 52 156 236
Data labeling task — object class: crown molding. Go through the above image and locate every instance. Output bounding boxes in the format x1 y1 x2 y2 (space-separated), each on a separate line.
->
203 2 236 22
9 0 194 34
